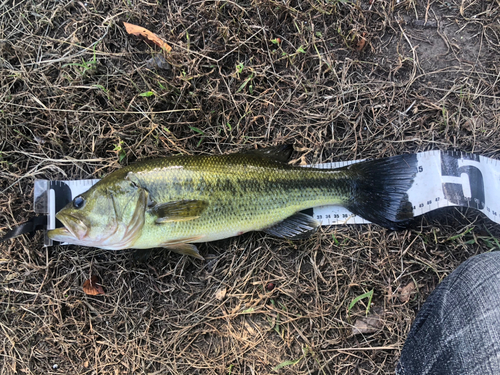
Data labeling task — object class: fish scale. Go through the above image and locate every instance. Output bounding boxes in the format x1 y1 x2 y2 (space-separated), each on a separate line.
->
126 154 352 247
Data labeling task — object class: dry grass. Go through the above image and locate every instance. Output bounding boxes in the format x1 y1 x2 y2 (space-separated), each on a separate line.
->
1 0 500 373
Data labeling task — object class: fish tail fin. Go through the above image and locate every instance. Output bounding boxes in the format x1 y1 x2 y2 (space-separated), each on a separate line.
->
344 154 418 230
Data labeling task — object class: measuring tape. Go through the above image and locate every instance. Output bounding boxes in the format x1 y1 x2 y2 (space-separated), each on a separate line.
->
3 150 497 246
311 150 498 226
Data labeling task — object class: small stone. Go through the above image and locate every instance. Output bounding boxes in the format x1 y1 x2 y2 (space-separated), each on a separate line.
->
145 55 171 71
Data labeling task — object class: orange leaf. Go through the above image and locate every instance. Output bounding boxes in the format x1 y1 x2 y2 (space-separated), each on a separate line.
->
352 312 384 335
398 281 416 303
83 275 105 296
355 32 368 52
123 22 172 53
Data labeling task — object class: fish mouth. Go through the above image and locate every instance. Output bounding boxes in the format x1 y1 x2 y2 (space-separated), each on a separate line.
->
47 226 73 241
48 212 89 241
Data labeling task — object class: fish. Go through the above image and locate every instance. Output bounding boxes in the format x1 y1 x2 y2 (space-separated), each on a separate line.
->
48 145 417 259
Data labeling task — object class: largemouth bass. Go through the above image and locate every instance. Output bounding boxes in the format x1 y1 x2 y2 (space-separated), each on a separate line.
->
48 146 417 259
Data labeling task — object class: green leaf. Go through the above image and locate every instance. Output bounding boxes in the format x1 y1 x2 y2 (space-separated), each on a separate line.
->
236 74 254 93
297 45 306 54
240 307 254 314
448 226 474 241
272 358 301 371
113 140 126 162
118 150 126 163
113 141 123 152
332 234 339 245
348 289 374 315
189 126 204 135
139 91 155 97
236 62 244 74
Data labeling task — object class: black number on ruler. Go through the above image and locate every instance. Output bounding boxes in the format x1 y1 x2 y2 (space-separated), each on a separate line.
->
441 153 485 209
50 182 73 213
49 182 73 228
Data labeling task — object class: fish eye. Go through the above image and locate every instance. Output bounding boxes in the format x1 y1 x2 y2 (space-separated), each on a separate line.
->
73 196 85 209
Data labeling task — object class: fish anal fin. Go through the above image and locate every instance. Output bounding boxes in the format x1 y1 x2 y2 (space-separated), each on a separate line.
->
151 200 208 224
263 213 320 240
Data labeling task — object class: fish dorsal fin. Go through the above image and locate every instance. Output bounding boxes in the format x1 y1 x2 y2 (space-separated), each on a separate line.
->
244 144 293 163
263 212 320 240
150 200 208 223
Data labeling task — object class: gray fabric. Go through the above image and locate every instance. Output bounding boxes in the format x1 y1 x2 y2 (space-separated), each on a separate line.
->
397 252 500 374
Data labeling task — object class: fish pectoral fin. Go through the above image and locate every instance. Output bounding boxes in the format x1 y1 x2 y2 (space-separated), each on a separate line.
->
263 213 320 240
165 243 204 260
150 200 208 224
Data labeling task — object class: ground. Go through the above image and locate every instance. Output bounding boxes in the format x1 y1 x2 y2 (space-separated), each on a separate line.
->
1 0 499 374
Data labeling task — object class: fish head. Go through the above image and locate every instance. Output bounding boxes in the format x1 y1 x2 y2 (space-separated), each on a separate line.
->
48 180 148 249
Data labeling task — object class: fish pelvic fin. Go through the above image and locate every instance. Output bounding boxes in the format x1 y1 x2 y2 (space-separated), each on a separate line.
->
263 212 320 240
150 200 208 224
161 235 205 260
165 243 204 260
344 154 418 230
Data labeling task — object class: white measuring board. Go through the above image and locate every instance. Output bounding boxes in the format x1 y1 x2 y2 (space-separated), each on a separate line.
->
311 150 500 225
34 150 500 245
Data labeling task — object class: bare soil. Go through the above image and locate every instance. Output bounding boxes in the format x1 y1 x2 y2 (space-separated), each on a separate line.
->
1 0 499 374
